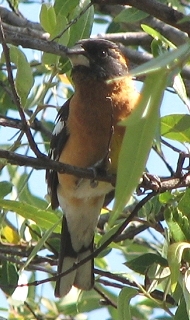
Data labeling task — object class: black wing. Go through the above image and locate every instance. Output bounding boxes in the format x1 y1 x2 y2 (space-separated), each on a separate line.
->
46 98 71 209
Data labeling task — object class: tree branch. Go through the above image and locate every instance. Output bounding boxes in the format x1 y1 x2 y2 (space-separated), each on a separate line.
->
2 23 68 57
0 149 115 183
93 0 190 36
0 19 46 158
0 149 190 193
0 114 51 139
95 270 176 305
0 6 42 31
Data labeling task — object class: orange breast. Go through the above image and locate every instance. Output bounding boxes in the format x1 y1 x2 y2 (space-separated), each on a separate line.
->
58 75 140 190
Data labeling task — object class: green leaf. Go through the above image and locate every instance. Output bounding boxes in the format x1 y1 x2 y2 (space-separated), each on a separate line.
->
141 24 175 48
126 253 168 274
78 290 102 313
9 46 34 105
54 0 79 16
0 200 61 233
173 73 189 107
131 42 190 77
117 287 138 320
21 217 61 271
159 191 173 204
42 17 69 65
161 114 190 142
0 181 12 198
68 0 94 46
174 296 189 320
0 71 16 113
40 4 56 33
165 207 188 242
179 271 190 319
110 70 167 225
16 173 49 210
98 220 124 247
40 2 70 66
167 242 190 292
178 188 190 218
115 8 149 23
0 261 19 296
53 16 69 45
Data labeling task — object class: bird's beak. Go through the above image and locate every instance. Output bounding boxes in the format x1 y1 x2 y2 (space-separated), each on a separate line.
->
66 44 90 67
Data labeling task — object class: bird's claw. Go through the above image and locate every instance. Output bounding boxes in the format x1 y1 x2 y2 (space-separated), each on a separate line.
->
89 157 110 188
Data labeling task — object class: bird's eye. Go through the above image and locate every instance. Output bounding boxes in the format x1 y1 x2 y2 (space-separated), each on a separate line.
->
98 50 108 59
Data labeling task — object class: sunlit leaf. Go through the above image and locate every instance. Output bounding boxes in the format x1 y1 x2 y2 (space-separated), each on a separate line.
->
0 200 61 233
54 0 79 16
68 0 94 46
110 70 167 225
173 73 190 108
161 114 190 142
9 46 34 105
141 24 175 48
131 42 190 77
167 242 190 292
180 270 190 319
1 226 20 244
40 4 56 33
21 217 61 271
117 287 138 320
178 188 190 217
165 207 188 242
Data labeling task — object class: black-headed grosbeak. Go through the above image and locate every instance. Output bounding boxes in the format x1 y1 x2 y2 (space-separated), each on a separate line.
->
46 39 140 297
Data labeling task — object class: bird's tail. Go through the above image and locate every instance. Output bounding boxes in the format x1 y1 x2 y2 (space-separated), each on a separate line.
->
55 216 94 297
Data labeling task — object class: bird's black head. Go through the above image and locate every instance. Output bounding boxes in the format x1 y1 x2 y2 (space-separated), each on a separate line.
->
66 39 128 80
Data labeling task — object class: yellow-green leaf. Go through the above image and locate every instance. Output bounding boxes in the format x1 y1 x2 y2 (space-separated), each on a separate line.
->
2 226 20 244
9 46 34 105
161 114 190 142
0 199 61 233
141 24 175 48
167 242 190 292
117 287 138 320
21 217 61 271
110 70 167 225
68 0 94 46
40 4 56 33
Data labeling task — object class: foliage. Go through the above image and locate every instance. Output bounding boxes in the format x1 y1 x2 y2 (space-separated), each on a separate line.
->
1 0 190 319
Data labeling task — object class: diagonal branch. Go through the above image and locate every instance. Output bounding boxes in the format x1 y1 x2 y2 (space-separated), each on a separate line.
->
93 0 190 36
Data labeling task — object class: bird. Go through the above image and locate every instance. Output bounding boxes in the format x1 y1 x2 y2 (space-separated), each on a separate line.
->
46 38 140 297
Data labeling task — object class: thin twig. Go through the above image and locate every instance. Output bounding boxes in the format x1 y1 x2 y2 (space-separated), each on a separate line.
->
0 114 51 139
95 269 176 305
24 301 41 320
17 192 155 288
94 285 117 308
1 149 190 191
51 2 92 41
0 17 44 158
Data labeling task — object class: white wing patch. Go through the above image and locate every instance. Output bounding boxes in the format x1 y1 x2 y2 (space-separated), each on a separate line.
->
52 120 65 136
